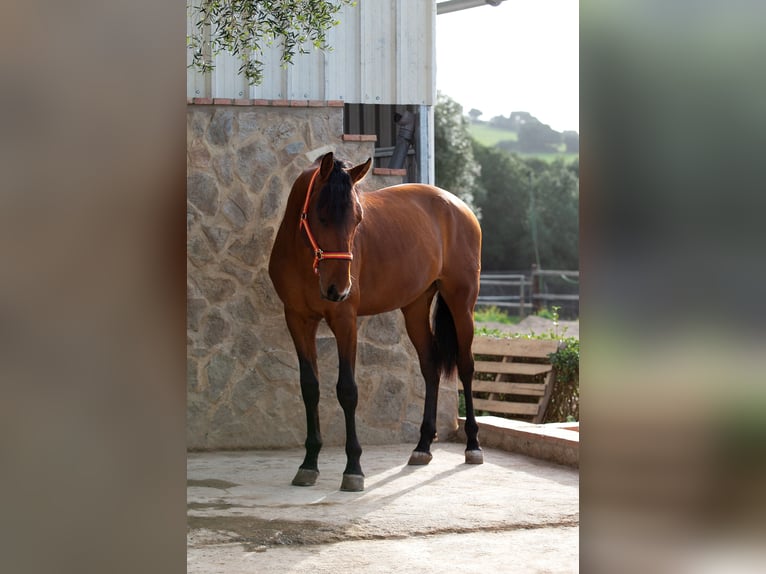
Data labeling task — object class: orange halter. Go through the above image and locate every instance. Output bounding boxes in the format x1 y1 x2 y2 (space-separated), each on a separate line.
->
299 168 354 274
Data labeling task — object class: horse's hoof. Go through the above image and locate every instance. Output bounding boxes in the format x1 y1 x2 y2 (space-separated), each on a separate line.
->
291 468 319 486
340 473 364 492
465 449 484 464
407 450 433 465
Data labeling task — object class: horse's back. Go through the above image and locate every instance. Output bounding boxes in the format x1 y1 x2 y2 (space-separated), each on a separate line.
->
365 183 479 231
356 183 481 313
376 183 480 254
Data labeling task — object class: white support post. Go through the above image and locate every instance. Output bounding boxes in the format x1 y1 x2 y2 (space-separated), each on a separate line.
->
418 104 434 185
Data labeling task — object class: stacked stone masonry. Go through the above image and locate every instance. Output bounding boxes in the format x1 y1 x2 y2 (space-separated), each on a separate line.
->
187 103 458 450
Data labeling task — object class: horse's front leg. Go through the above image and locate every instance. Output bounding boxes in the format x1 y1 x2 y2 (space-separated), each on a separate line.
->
284 309 322 486
326 309 364 491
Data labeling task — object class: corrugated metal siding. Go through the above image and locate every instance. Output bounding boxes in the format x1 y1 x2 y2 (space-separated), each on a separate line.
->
213 52 249 99
187 0 434 105
186 1 209 98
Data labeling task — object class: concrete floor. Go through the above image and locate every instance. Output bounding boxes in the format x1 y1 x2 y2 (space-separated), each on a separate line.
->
188 442 579 573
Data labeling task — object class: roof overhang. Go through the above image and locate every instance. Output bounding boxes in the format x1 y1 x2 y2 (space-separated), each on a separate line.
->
436 0 506 15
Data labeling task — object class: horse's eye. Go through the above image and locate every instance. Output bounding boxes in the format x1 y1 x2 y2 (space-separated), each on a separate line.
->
318 217 328 226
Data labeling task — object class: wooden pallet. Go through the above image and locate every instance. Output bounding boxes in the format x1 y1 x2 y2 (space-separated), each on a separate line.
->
459 337 562 424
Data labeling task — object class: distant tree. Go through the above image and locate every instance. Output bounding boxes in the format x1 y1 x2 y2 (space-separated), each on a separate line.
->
473 142 532 270
489 112 545 133
529 159 579 270
495 139 520 153
563 130 580 153
567 156 579 178
474 144 579 271
434 92 482 215
509 111 535 130
488 114 515 131
468 108 483 122
188 0 356 86
518 119 562 153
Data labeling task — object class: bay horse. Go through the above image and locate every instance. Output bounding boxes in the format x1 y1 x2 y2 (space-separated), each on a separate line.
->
268 151 483 492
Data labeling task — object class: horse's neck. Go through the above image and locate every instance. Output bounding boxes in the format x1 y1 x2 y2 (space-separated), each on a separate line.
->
282 181 310 231
280 176 325 259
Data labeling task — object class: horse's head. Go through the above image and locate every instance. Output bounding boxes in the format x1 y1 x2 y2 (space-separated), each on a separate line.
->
302 152 371 302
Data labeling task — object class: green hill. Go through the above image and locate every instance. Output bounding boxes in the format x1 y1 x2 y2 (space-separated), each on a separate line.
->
467 122 578 163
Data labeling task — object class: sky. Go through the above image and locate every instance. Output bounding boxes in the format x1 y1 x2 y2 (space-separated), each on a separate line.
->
435 0 579 133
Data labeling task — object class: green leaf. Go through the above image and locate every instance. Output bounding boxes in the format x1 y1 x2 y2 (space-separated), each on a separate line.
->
188 0 355 86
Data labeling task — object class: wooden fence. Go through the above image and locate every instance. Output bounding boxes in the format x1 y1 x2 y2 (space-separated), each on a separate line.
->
477 267 579 319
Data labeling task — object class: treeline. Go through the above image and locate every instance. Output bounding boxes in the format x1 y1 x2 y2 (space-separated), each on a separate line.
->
435 93 579 271
474 145 579 271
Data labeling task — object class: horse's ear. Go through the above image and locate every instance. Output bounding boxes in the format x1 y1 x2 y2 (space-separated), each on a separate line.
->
319 151 335 178
348 157 372 184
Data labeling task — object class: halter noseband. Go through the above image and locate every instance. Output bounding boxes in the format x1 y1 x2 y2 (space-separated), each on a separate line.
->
299 167 354 274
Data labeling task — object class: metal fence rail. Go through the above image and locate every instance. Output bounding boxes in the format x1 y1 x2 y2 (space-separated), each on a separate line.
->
477 268 579 319
477 273 533 317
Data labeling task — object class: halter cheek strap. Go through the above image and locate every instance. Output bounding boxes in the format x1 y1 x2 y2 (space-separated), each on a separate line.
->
299 168 354 274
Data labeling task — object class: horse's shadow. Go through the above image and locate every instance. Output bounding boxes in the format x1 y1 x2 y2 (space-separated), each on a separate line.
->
323 451 483 510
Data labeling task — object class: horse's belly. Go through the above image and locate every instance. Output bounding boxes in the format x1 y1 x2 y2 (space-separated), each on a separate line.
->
356 296 418 316
355 264 439 316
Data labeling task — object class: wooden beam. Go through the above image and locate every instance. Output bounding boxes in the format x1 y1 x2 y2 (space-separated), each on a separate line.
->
474 361 552 377
460 381 546 396
473 398 539 416
472 337 559 358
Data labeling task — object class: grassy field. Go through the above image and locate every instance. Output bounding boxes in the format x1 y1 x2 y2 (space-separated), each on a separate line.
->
467 122 578 163
468 122 518 147
520 151 579 163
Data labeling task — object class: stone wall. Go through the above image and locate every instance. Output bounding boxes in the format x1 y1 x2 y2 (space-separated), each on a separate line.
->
187 102 458 450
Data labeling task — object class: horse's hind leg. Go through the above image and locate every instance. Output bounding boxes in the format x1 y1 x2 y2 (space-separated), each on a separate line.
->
401 288 440 465
285 310 323 486
460 352 484 464
439 287 483 464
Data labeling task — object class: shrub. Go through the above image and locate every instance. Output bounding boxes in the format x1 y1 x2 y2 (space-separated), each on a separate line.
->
544 336 579 423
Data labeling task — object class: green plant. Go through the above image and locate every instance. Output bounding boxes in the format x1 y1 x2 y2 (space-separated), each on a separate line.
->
536 305 560 321
474 306 520 325
546 336 579 422
188 0 356 86
474 326 504 337
548 337 579 382
534 306 570 338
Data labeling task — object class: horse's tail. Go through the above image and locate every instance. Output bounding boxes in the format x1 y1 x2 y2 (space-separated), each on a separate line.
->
433 293 459 380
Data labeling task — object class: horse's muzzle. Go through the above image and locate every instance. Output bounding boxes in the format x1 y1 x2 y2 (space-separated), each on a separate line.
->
323 284 350 302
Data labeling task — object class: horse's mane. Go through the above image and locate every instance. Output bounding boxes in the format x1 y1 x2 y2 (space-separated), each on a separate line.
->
317 159 354 224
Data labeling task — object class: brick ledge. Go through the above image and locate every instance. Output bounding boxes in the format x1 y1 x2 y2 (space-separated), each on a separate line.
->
456 416 579 468
373 167 407 176
188 98 344 107
342 134 378 142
